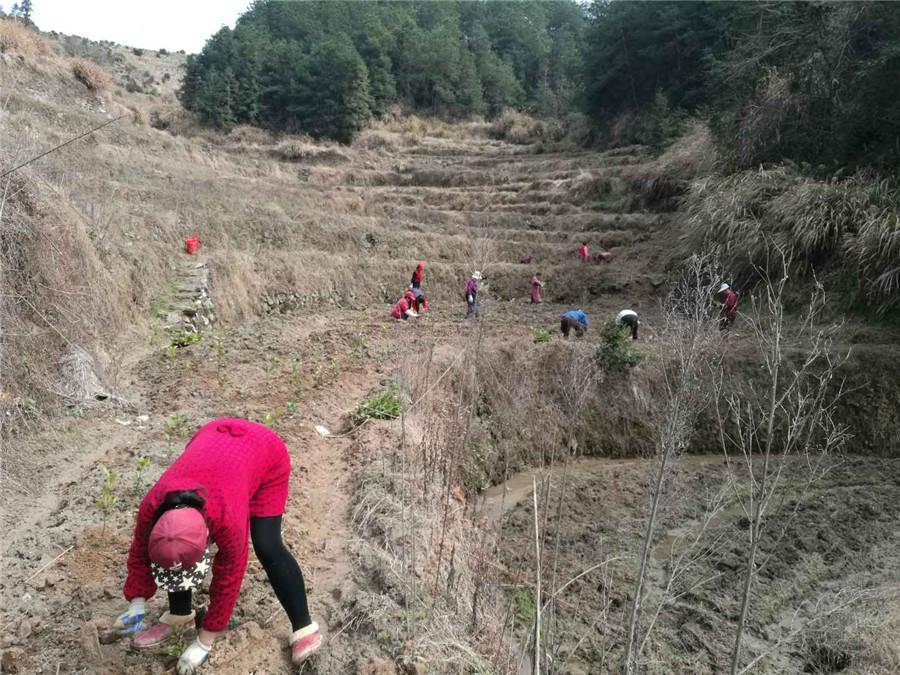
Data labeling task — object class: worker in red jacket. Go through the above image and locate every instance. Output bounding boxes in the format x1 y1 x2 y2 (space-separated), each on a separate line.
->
530 272 543 304
579 241 590 263
410 262 425 290
391 290 418 320
718 282 739 329
113 419 321 673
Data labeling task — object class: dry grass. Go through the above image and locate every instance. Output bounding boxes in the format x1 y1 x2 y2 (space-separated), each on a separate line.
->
657 120 718 180
271 138 350 164
0 19 51 58
684 167 900 312
71 57 110 93
490 110 560 145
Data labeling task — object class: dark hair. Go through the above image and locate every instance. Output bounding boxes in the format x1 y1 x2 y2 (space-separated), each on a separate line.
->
153 489 205 523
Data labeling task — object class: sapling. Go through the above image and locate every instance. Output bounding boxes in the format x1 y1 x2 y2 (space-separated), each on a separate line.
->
132 456 150 496
97 464 119 533
164 412 188 454
214 334 228 387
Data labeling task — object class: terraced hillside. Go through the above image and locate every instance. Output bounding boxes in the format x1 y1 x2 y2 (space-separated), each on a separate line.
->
4 29 900 675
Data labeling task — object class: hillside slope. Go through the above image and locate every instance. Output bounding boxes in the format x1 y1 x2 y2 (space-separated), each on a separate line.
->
2 23 900 675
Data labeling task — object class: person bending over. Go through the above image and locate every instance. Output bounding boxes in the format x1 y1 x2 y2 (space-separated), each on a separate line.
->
391 290 419 320
114 419 321 674
616 309 639 340
560 309 589 338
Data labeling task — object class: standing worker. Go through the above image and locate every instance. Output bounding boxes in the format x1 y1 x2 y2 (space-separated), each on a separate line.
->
466 271 482 318
530 272 544 305
717 283 739 330
391 290 418 320
616 309 640 340
410 262 425 290
578 241 590 263
560 309 589 338
114 419 322 674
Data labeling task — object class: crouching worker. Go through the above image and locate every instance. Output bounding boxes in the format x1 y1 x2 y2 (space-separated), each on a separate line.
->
391 290 419 320
616 309 639 340
114 419 322 674
560 310 589 338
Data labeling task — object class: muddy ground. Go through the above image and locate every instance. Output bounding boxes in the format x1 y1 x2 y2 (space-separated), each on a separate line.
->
492 454 900 674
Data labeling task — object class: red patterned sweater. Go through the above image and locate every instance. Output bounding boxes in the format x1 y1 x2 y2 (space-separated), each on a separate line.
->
124 418 291 631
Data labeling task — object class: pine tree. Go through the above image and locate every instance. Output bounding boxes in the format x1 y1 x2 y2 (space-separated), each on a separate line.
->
19 0 31 22
302 36 371 142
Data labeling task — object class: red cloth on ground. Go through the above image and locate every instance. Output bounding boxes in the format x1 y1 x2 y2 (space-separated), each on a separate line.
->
124 419 291 632
391 297 411 319
722 290 739 321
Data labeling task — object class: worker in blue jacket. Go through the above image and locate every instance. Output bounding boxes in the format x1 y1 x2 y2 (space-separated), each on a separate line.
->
560 310 589 338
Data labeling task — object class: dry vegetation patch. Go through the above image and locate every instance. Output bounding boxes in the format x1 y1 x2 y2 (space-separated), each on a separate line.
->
71 57 111 93
0 19 51 58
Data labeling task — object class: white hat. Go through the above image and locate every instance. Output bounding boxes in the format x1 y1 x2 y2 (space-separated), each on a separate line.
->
472 271 482 280
718 282 730 293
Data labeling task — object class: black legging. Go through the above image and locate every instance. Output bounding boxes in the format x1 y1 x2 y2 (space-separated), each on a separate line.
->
621 314 639 340
168 515 312 631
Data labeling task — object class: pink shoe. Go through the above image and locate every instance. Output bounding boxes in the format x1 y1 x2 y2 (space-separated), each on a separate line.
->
290 622 323 664
132 622 173 649
132 611 195 649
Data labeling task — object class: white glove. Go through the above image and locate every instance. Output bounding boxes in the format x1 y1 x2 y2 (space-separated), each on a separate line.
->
113 598 146 635
177 638 211 675
467 295 474 303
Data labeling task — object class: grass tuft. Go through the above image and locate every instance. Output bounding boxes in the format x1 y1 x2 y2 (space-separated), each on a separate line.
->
353 385 402 426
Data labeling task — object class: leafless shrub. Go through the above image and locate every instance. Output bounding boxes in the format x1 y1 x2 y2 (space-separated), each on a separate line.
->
71 58 110 93
623 253 722 674
719 253 850 674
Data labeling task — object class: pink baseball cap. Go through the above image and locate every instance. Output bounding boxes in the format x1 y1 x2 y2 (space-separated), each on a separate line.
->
149 507 208 570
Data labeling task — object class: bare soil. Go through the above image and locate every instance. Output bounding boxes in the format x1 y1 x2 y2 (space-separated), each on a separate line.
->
3 33 900 675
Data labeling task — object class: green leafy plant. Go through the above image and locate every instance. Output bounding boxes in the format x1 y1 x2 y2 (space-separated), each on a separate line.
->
262 406 285 428
533 328 551 344
97 464 119 532
353 385 402 426
510 587 535 623
290 358 304 400
171 330 203 348
597 320 642 372
164 344 179 366
164 412 188 453
132 456 151 496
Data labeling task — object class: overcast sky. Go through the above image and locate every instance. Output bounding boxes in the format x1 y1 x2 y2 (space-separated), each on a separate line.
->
31 0 251 54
